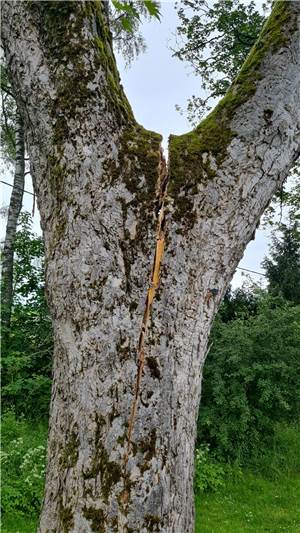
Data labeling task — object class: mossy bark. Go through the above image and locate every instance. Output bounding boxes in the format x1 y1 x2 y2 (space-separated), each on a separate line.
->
2 1 300 532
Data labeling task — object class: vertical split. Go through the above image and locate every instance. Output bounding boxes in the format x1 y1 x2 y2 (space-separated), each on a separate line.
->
124 146 169 466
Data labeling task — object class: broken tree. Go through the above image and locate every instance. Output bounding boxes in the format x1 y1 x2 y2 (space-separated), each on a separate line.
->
2 1 300 531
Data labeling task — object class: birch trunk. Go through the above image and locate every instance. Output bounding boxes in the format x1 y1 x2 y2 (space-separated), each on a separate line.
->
2 2 300 532
1 111 25 333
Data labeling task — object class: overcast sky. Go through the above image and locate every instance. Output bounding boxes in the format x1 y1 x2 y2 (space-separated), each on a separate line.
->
1 0 274 289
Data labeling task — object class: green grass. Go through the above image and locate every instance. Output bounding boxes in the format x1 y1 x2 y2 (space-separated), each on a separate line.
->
1 515 38 533
195 472 300 532
196 423 300 532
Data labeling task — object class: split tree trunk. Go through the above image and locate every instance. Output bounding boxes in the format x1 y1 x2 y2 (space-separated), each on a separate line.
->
1 110 25 333
2 2 300 532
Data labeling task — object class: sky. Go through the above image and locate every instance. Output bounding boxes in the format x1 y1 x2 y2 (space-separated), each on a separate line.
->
1 0 275 289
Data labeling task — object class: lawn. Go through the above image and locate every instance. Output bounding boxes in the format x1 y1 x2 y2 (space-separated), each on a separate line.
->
195 471 300 532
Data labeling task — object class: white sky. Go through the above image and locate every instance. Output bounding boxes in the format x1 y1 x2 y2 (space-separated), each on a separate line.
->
1 0 275 289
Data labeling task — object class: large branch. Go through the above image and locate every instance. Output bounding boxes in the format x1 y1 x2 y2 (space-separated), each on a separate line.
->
158 2 300 414
168 1 300 287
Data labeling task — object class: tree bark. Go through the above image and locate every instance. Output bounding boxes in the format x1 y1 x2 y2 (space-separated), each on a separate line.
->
2 1 300 532
1 110 25 333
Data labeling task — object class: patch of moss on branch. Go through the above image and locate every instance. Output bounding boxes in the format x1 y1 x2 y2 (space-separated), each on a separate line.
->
144 514 163 532
29 0 133 149
60 428 79 468
83 413 122 502
83 506 106 532
59 504 74 533
168 1 295 226
112 125 162 280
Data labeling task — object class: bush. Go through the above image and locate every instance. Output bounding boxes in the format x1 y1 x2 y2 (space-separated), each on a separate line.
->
1 410 47 520
198 298 300 463
194 445 225 493
2 213 53 419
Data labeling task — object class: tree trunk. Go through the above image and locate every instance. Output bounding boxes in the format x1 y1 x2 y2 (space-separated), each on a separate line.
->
1 110 25 333
2 2 300 531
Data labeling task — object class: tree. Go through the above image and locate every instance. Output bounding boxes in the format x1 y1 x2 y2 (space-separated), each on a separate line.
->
1 66 25 334
263 222 300 304
109 0 160 65
173 0 267 123
2 1 300 531
2 213 52 420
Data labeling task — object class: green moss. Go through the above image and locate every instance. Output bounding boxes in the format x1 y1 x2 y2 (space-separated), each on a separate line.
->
108 125 162 280
116 335 131 361
122 126 162 242
120 125 162 195
168 1 295 226
59 504 74 533
83 413 122 501
144 514 162 532
60 429 79 468
139 429 156 462
129 301 138 313
28 0 134 156
146 356 161 380
82 506 105 532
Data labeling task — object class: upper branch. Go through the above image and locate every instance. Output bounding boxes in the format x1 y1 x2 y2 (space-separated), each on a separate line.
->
168 1 300 234
1 1 135 150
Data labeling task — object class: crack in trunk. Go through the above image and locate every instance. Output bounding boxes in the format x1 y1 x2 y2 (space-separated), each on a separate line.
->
122 146 169 501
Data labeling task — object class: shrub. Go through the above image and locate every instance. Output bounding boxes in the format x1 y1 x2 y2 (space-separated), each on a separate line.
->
1 410 47 519
194 445 225 493
198 298 300 463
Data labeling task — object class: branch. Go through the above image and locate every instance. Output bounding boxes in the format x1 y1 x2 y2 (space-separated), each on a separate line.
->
168 1 300 280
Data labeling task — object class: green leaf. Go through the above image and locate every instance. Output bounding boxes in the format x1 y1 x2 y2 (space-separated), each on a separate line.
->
111 0 125 11
144 0 161 20
121 16 133 32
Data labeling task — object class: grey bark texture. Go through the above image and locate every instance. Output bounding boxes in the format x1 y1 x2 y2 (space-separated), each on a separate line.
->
1 1 300 532
1 110 25 332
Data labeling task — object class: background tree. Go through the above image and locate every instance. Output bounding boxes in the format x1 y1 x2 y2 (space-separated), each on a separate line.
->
2 2 300 532
1 213 53 420
263 222 300 304
198 293 300 463
1 66 25 335
110 0 160 65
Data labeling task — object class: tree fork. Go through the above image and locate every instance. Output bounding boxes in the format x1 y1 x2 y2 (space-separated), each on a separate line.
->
2 1 300 532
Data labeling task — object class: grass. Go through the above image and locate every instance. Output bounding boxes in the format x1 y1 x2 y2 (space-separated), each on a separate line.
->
1 515 38 533
195 471 300 532
196 423 300 532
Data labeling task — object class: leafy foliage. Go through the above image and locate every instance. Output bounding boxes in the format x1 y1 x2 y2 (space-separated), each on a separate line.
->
110 0 161 65
1 410 47 521
263 222 300 305
173 0 267 124
194 444 226 493
2 213 53 419
219 285 260 322
198 296 300 462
